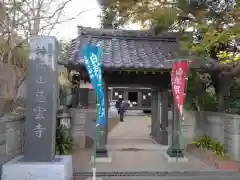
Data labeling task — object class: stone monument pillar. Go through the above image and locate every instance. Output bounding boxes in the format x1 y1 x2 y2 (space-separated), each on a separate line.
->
24 37 58 161
1 35 73 180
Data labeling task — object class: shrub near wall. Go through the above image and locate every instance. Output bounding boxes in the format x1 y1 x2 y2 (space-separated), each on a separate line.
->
183 111 240 161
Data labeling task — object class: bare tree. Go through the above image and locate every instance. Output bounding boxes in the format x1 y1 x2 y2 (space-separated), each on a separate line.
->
0 0 91 111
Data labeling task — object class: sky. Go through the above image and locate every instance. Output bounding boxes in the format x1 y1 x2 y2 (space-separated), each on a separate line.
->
50 0 101 40
50 0 140 41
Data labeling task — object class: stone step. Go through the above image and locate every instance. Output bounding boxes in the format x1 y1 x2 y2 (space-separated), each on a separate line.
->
106 144 169 151
74 171 240 180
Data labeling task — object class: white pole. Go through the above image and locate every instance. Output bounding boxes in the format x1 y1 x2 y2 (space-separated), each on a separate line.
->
92 167 96 180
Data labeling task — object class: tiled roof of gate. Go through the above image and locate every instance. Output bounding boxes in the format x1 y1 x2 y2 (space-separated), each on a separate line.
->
66 26 180 70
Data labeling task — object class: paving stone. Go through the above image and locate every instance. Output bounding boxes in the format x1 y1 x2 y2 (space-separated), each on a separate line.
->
73 115 216 172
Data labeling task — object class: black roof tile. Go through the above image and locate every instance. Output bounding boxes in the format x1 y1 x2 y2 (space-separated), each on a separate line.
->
66 26 180 70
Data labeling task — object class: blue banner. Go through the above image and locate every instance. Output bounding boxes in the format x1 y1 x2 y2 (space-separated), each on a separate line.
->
83 44 105 128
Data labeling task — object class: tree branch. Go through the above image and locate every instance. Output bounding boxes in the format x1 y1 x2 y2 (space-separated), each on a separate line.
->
47 10 62 35
222 63 240 75
39 8 96 33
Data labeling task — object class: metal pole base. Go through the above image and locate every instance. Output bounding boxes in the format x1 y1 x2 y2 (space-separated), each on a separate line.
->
96 148 108 157
167 147 184 158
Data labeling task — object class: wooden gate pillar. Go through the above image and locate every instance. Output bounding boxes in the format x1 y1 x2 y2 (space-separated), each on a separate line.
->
123 91 128 101
138 91 142 108
167 100 184 157
150 89 161 142
96 79 109 157
159 89 169 145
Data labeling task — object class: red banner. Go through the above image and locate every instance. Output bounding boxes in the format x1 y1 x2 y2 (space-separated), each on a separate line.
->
171 61 189 120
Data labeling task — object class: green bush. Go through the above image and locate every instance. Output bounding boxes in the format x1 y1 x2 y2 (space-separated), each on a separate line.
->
192 135 211 152
183 73 240 114
55 125 73 155
192 135 224 157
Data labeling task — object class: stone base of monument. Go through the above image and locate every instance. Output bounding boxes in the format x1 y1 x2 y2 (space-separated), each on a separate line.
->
91 152 112 163
164 148 188 162
1 155 73 180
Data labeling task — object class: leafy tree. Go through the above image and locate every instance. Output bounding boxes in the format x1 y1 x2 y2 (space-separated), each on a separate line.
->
100 5 118 28
100 0 240 112
59 40 71 61
99 0 126 29
58 40 72 107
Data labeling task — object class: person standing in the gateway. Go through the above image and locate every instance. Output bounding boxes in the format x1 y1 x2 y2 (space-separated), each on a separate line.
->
119 100 125 122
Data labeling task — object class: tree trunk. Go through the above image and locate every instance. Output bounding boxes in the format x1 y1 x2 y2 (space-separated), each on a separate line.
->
217 74 232 112
211 72 233 112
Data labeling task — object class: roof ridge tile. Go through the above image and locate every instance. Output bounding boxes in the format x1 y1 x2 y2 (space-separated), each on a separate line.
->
77 26 178 41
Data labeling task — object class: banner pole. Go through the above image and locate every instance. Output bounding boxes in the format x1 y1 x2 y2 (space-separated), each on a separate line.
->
176 61 190 162
93 89 98 179
93 47 102 180
93 110 98 180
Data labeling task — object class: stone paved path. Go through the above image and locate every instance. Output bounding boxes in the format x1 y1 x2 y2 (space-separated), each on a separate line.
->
73 114 216 172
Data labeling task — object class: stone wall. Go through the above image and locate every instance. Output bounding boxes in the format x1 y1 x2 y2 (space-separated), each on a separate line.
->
223 113 240 162
181 111 240 161
0 113 25 173
70 108 96 149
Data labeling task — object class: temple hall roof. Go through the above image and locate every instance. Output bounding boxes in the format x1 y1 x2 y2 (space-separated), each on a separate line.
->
65 26 180 71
